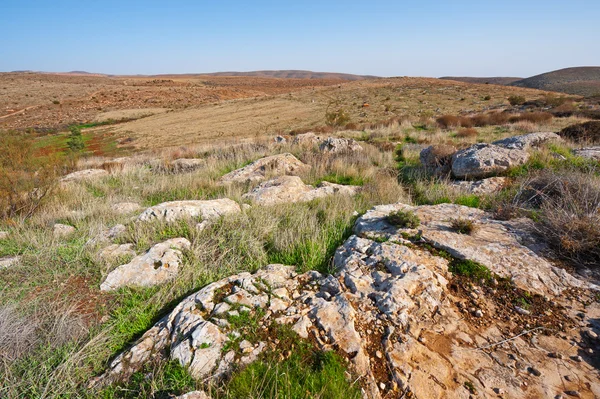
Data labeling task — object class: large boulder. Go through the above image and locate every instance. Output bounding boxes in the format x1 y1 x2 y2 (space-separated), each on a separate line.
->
492 132 562 150
319 137 363 153
452 143 529 179
137 199 241 223
94 203 600 399
100 238 190 291
573 146 600 161
60 169 109 183
219 153 310 185
242 176 360 206
420 145 457 176
291 132 322 146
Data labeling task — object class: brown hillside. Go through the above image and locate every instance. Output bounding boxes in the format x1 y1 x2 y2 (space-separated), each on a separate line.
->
510 66 600 96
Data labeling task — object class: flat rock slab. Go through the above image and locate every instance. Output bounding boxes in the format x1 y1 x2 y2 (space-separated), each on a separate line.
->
242 176 360 206
98 243 136 260
319 137 363 153
53 223 76 238
100 238 190 291
0 256 21 269
452 143 529 179
354 203 593 296
137 199 241 223
493 132 562 150
60 169 109 183
450 176 508 194
573 146 600 161
219 153 310 185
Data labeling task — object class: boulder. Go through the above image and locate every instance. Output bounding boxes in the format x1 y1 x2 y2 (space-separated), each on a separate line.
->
450 176 508 194
0 256 21 269
98 243 136 260
0 231 8 240
53 223 76 238
274 135 287 144
291 132 322 146
319 137 363 153
573 146 600 161
111 202 141 215
166 158 206 173
492 132 562 150
60 169 108 183
137 199 241 223
94 203 600 399
100 238 190 291
452 143 529 179
89 224 127 245
419 145 457 176
175 392 211 399
219 153 311 185
242 176 360 206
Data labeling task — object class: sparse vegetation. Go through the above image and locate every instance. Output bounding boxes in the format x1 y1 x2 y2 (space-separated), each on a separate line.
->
449 217 477 234
508 95 526 106
387 209 420 228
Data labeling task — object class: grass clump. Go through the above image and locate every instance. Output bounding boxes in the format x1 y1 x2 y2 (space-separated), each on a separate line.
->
508 95 526 106
449 259 493 282
387 209 420 229
449 217 477 235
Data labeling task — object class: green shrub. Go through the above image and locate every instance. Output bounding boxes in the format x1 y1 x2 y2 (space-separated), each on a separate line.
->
387 209 420 228
66 126 85 153
449 217 477 234
508 95 526 106
449 259 493 282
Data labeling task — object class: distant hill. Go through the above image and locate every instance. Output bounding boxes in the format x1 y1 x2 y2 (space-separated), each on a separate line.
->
509 67 600 96
439 76 522 85
200 70 378 80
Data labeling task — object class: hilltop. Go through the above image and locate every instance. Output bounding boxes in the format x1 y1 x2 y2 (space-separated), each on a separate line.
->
439 76 522 85
510 66 600 96
198 70 377 80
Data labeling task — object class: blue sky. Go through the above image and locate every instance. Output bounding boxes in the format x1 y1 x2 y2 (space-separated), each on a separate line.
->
1 0 598 77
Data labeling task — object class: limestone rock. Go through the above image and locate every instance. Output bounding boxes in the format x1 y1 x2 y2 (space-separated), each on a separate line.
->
100 238 191 291
0 231 8 240
452 143 529 178
112 202 141 215
493 132 562 150
90 224 127 245
573 146 600 161
420 145 457 176
0 256 21 269
53 223 76 238
242 176 360 206
291 132 322 146
319 137 363 153
167 158 206 173
175 392 211 399
137 199 240 223
219 153 310 185
450 176 508 194
98 244 136 260
60 169 108 183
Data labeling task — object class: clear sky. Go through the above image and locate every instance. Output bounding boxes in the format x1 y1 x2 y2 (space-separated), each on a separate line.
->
1 0 598 77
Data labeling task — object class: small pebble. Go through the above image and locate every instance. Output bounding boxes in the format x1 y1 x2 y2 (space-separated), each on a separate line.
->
379 383 386 390
564 391 581 398
571 355 583 363
375 350 383 359
564 375 574 382
586 330 598 340
515 306 531 316
549 352 563 359
474 309 483 318
527 367 541 377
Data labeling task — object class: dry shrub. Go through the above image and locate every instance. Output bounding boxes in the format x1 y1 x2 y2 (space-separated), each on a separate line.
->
0 305 39 361
509 112 553 124
456 128 478 138
0 133 67 220
344 122 359 130
559 121 600 143
487 112 510 125
508 95 526 106
436 115 461 129
100 161 124 173
517 171 600 265
449 217 477 235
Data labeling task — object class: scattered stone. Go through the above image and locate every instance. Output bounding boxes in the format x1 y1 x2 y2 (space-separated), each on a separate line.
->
291 132 322 146
549 352 563 359
571 355 583 363
100 238 190 291
515 306 531 316
492 132 562 150
60 168 108 183
474 309 484 318
137 199 241 223
528 367 542 377
450 176 508 194
375 350 383 359
167 158 205 173
219 153 310 184
111 202 141 215
53 223 76 238
174 391 210 399
451 143 529 179
242 176 360 206
573 146 600 161
274 135 287 144
586 330 598 340
0 256 21 269
98 244 136 260
0 231 8 240
564 391 581 397
319 137 363 153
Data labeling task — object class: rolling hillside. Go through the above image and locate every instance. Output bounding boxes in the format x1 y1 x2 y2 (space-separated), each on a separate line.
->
510 67 600 96
439 76 522 85
200 70 377 80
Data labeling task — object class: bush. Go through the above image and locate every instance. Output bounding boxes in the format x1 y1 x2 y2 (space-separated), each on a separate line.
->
387 209 420 228
449 217 477 234
436 115 461 129
449 259 493 282
325 108 350 127
66 126 85 153
508 95 526 106
456 128 478 138
509 112 553 124
558 121 600 143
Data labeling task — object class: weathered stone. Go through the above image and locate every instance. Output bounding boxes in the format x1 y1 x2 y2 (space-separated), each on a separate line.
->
573 146 600 161
98 244 136 260
450 176 508 194
0 231 8 240
137 199 240 223
319 137 363 153
111 202 141 215
493 132 562 150
0 256 21 269
53 223 76 238
60 169 109 183
100 238 190 291
452 143 529 179
174 391 211 399
291 132 322 146
219 153 310 184
420 145 457 176
274 135 287 144
168 158 206 173
242 176 360 206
